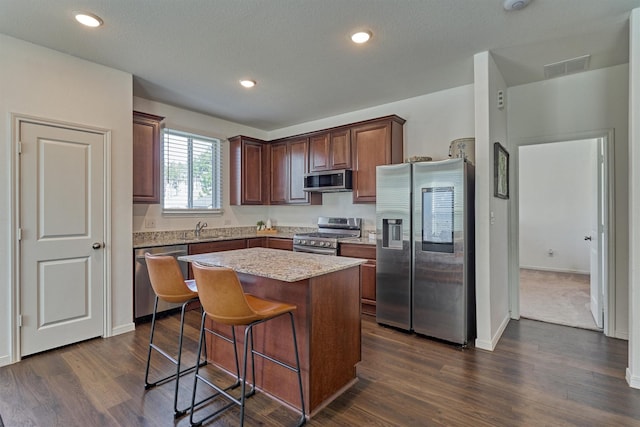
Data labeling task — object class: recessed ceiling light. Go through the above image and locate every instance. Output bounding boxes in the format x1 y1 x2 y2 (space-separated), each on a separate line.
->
351 31 372 44
239 79 256 88
503 0 531 11
74 12 103 27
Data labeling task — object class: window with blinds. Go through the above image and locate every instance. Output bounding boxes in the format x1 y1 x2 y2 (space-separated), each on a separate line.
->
162 129 222 212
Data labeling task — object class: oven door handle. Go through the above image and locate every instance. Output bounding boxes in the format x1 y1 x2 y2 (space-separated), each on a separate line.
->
293 245 337 255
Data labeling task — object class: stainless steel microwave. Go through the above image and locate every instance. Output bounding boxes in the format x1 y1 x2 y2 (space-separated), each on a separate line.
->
303 169 353 192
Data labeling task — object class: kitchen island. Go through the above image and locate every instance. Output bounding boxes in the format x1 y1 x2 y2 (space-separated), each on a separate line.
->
179 248 366 416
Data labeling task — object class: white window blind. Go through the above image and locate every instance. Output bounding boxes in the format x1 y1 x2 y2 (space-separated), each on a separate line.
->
162 129 222 212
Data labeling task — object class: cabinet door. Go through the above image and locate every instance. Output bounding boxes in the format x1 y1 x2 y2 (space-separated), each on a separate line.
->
309 133 330 172
229 136 267 205
266 237 293 251
361 260 377 316
270 142 288 204
246 237 266 248
288 138 310 203
339 243 376 315
329 129 351 170
133 111 163 204
351 122 391 203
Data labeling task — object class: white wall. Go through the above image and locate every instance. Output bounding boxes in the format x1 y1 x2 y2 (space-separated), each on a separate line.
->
508 64 629 339
519 139 596 274
627 7 640 389
134 85 475 232
474 52 510 351
0 35 133 364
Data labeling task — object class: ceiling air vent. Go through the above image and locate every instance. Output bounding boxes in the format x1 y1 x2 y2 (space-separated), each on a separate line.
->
544 54 591 79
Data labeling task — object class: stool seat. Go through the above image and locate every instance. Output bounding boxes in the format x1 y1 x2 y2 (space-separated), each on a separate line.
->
190 264 306 427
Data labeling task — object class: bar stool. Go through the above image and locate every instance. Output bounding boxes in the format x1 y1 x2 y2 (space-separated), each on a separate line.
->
144 254 209 417
190 263 306 427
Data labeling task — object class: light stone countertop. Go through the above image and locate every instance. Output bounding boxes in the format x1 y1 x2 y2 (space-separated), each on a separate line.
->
133 226 311 249
179 247 366 282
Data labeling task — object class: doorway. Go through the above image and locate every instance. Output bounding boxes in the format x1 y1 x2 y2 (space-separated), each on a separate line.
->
513 134 612 333
16 118 108 358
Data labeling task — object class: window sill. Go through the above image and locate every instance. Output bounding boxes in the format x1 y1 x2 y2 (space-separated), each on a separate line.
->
162 208 224 216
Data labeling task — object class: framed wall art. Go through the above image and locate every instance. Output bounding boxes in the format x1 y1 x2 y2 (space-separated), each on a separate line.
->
494 142 509 199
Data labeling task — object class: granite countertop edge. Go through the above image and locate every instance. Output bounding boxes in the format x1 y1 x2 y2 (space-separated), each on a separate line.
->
133 227 376 249
179 248 367 282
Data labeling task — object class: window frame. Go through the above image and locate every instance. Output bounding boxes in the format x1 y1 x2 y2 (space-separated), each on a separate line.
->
161 128 223 215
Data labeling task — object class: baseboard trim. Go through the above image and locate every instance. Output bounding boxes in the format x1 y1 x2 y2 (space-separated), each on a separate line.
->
626 368 640 389
0 355 11 367
111 322 135 336
475 313 510 351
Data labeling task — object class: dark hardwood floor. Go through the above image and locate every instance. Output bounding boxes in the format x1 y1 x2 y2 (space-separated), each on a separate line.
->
1 312 639 426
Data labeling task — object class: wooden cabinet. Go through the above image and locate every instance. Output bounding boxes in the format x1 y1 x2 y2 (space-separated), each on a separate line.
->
229 136 269 205
339 243 376 316
269 141 288 204
228 115 403 206
266 237 293 251
270 138 321 205
133 111 164 204
246 237 266 248
309 128 351 172
187 239 246 278
351 116 405 203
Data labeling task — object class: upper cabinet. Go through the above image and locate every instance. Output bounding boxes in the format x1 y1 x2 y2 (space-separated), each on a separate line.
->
229 135 269 205
309 128 351 172
133 111 164 204
270 137 321 205
228 114 404 206
351 115 405 203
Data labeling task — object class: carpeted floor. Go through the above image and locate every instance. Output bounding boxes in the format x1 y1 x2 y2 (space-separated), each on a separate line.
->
519 268 601 331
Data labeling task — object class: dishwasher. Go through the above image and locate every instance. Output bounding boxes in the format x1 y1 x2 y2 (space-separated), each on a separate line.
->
134 244 189 322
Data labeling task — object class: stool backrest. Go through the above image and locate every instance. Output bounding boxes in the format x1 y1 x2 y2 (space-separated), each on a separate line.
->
192 263 260 325
145 254 198 303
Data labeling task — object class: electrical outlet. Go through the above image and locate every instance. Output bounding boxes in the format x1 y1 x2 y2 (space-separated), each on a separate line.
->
145 219 156 229
497 89 505 110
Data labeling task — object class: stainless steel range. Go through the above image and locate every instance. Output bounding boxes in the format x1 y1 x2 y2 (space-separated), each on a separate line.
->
293 217 362 255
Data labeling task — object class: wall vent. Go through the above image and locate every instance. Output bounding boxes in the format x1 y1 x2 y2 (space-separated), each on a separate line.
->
544 54 591 79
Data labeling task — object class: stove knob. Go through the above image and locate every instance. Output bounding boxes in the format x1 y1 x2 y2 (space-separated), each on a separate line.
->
310 240 316 246
294 239 300 244
319 242 326 247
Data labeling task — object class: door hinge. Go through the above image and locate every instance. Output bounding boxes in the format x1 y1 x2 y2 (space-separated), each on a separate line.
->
17 228 22 241
17 141 22 154
18 315 23 327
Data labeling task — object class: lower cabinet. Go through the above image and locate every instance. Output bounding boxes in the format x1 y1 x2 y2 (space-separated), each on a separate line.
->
266 237 293 251
339 243 376 316
246 237 266 248
187 239 246 278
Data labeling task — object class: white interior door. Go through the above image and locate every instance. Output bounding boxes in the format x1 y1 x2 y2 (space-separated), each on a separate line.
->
19 121 105 357
589 138 604 329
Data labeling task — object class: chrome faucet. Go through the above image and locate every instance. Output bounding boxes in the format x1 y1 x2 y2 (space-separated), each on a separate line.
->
195 221 208 238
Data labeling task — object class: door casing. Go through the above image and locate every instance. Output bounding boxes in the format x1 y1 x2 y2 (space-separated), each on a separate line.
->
10 115 112 363
508 129 615 336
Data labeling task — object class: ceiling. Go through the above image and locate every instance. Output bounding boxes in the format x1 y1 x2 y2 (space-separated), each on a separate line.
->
1 0 639 131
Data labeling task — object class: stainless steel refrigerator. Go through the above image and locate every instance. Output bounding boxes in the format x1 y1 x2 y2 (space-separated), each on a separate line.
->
376 158 475 345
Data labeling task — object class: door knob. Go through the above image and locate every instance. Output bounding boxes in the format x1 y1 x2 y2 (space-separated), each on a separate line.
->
584 236 592 241
92 242 103 249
